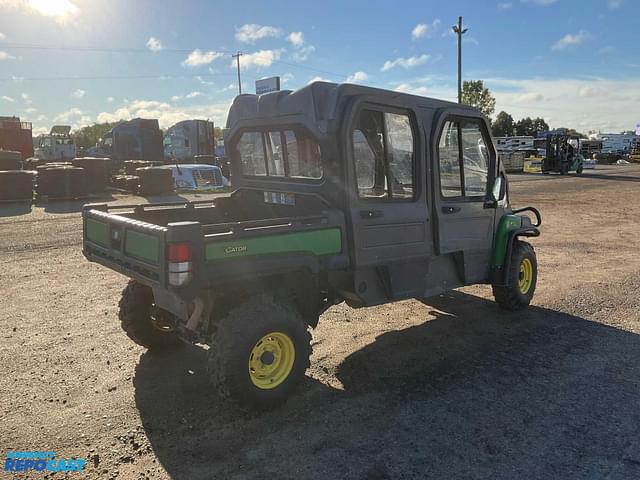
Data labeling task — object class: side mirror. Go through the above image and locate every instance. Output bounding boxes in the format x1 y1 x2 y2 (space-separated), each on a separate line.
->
484 176 503 209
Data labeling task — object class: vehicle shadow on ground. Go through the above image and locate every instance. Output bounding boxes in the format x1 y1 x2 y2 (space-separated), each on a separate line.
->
134 292 640 480
0 202 32 217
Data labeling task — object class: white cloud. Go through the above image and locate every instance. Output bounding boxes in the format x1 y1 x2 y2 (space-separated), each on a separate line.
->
395 83 430 96
487 77 640 132
608 0 623 8
1 95 16 102
146 36 164 52
0 51 16 60
524 0 558 5
411 24 428 40
235 49 284 70
53 107 91 128
71 89 86 99
235 24 282 43
498 2 513 9
287 31 304 47
24 107 37 113
217 83 236 93
346 71 369 83
20 93 31 103
0 32 5 40
291 45 315 62
381 54 431 71
518 92 544 102
172 91 202 101
96 98 233 130
106 96 115 103
552 30 592 50
281 73 294 84
182 49 224 67
286 31 314 61
1 0 79 22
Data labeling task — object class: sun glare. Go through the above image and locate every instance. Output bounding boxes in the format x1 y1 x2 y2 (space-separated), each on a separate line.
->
27 0 79 18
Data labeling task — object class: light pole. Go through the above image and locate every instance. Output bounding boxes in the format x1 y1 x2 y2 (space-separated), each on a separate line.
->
452 16 468 104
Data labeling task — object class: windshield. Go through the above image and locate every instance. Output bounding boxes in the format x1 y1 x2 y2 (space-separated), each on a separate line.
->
235 129 322 180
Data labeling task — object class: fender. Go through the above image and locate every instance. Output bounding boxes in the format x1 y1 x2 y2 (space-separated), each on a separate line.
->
490 207 541 286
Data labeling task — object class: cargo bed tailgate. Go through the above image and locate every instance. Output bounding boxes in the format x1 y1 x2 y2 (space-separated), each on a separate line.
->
83 207 168 286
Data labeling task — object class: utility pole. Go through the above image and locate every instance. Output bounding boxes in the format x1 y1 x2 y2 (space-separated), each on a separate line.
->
452 16 468 104
232 52 243 95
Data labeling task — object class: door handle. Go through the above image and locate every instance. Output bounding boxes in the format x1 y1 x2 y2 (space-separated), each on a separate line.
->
360 209 384 219
441 206 461 214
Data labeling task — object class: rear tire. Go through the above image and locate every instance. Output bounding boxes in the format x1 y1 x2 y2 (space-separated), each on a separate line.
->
493 241 537 311
207 295 312 410
118 280 180 350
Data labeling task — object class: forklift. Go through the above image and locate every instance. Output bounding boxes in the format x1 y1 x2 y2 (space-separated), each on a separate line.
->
537 129 584 175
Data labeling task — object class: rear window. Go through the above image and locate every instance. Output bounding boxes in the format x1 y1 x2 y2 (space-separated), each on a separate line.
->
236 129 322 179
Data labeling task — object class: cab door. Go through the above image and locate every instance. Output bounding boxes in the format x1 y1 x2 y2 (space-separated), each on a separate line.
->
432 113 497 284
346 104 433 301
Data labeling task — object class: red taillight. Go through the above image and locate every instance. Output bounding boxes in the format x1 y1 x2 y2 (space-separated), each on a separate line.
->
168 243 192 263
167 243 193 287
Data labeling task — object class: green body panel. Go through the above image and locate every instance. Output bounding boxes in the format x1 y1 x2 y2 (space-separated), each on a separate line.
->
86 218 108 246
492 214 523 267
125 230 160 265
206 228 342 261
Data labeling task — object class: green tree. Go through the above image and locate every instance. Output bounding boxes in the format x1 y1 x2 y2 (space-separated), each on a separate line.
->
461 80 496 117
515 117 534 136
72 122 123 149
213 126 223 143
492 111 515 137
531 117 549 136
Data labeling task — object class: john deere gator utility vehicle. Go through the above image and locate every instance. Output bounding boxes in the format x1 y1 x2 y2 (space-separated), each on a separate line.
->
82 82 542 409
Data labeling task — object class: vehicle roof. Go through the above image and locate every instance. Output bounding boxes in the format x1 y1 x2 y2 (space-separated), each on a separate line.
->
225 81 474 131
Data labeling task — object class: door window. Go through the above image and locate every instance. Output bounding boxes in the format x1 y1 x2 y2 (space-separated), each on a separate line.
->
352 109 415 200
437 118 490 198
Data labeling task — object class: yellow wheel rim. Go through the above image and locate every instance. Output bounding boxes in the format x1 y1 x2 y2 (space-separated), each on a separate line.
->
248 332 295 390
518 258 533 294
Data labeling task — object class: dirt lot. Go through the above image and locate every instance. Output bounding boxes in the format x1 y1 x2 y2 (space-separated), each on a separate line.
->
2 165 640 480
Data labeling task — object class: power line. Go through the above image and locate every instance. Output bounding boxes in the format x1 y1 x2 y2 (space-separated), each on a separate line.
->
0 42 353 81
0 73 236 82
0 42 228 55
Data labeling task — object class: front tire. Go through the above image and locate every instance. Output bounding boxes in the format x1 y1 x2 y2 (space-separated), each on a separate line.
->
118 280 180 350
207 295 312 410
493 241 537 311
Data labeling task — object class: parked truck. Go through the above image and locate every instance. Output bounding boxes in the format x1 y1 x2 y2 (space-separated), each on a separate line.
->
34 125 76 161
82 82 541 410
0 116 33 160
87 118 163 162
163 119 215 162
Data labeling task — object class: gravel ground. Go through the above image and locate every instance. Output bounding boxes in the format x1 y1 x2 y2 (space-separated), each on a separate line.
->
1 166 640 480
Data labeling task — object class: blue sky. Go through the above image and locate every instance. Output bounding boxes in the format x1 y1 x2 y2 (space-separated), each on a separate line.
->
0 0 638 135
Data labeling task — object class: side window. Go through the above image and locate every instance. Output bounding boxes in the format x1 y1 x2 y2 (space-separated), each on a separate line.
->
238 131 266 176
236 129 322 179
352 129 377 196
352 109 415 200
385 113 415 199
437 118 491 199
265 131 285 176
461 121 489 197
438 121 462 197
